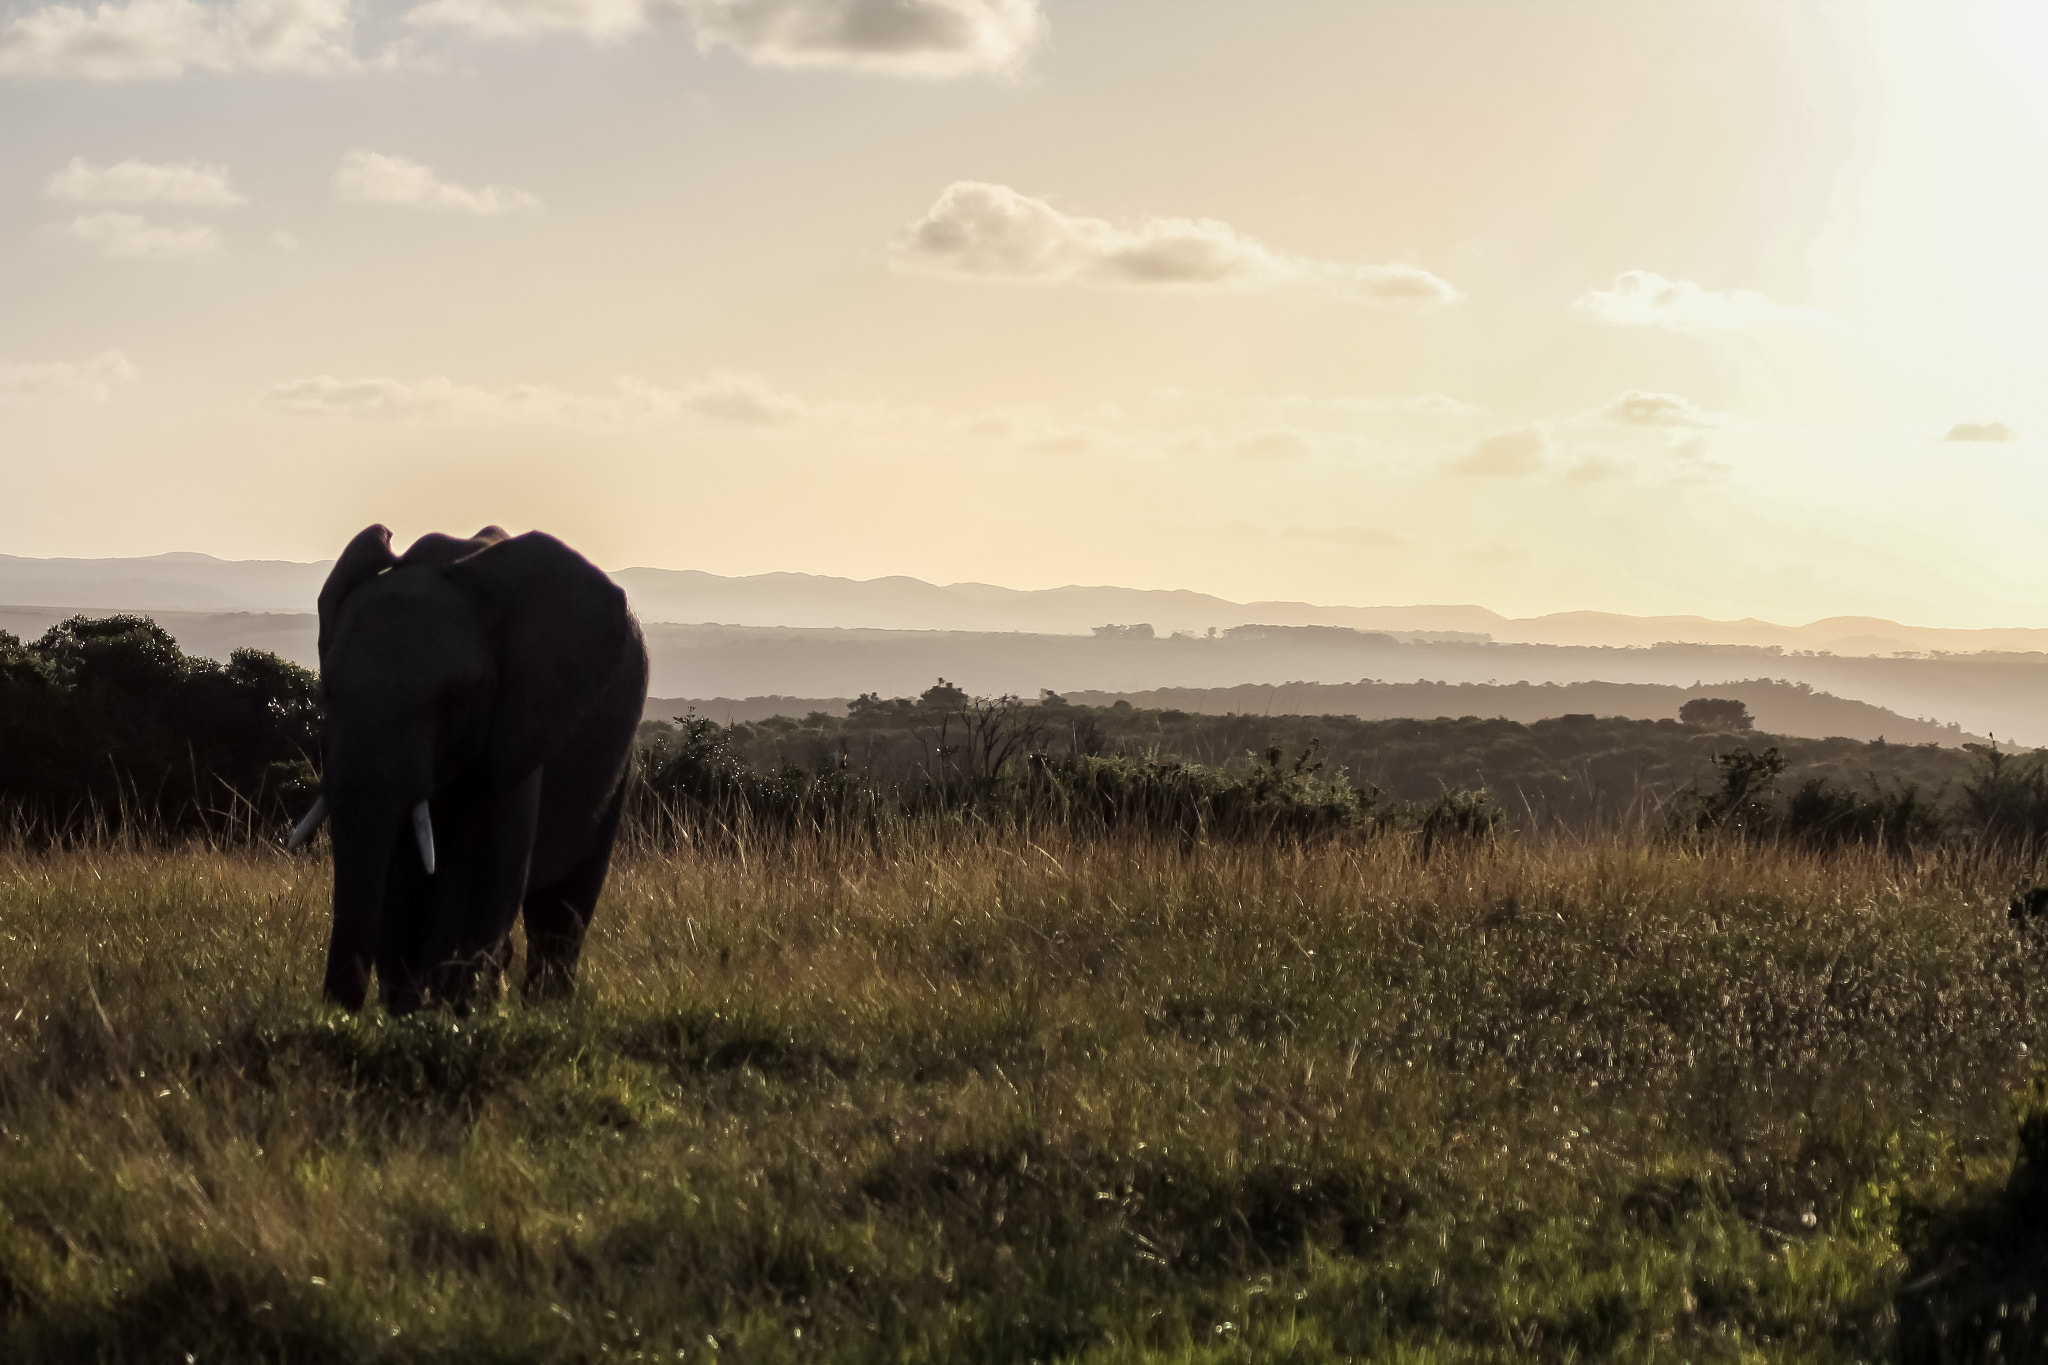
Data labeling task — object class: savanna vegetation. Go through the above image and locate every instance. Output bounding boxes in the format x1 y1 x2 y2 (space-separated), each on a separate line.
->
4 618 2048 1361
0 615 320 839
639 682 2016 852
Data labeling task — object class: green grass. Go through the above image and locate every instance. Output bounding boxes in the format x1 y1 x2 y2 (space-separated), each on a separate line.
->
2 827 2046 1362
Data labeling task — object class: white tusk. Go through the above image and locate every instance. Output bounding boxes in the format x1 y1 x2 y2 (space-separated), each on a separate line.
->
413 801 436 876
286 796 329 852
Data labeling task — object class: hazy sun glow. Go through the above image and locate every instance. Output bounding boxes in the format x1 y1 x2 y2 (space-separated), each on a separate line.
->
3 0 2046 625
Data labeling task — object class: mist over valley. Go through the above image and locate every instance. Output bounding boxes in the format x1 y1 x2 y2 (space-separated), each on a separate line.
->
5 551 2044 743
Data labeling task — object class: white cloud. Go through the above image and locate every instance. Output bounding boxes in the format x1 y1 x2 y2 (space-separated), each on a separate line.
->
1944 421 2014 443
1572 270 1824 331
672 369 806 424
259 369 805 427
45 156 244 205
1451 426 1548 477
63 210 220 259
0 350 137 399
895 181 1459 304
0 0 359 79
403 0 649 41
0 0 1038 78
681 0 1043 77
331 150 540 214
398 0 1044 75
1592 389 1710 427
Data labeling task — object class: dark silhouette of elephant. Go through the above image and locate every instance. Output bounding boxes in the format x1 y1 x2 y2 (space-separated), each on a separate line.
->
289 525 648 1013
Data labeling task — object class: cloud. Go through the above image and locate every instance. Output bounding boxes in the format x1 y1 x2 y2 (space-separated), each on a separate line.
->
1572 270 1823 331
45 156 244 205
1944 421 2014 443
1346 392 1481 417
1228 427 1312 460
0 350 137 399
1261 391 1481 418
0 0 359 78
1592 389 1709 427
259 369 805 427
895 181 1459 304
399 0 1044 75
63 210 220 259
331 150 540 214
403 0 651 41
1019 427 1104 454
1667 433 1731 481
1451 426 1548 477
680 0 1043 77
1565 455 1628 482
671 369 806 424
0 0 1042 79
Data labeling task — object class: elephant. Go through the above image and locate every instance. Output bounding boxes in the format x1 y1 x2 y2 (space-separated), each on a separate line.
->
288 524 649 1013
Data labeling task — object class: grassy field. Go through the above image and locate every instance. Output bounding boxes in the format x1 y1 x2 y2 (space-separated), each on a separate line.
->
3 826 2046 1362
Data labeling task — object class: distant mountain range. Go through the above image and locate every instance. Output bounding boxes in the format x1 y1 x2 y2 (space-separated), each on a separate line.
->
5 550 2047 655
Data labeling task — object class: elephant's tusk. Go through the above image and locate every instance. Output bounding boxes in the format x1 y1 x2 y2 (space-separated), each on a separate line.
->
286 796 329 852
413 801 437 876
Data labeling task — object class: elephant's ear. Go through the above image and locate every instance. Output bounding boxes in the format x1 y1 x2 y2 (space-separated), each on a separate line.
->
446 531 635 782
317 525 397 663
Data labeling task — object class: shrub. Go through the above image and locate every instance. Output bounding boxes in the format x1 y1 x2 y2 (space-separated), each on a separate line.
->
1685 745 1786 837
1021 740 1389 842
0 616 320 839
1959 744 2048 849
635 711 879 840
1780 774 1946 853
1679 696 1754 730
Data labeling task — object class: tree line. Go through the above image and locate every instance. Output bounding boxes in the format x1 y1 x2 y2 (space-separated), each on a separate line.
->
0 615 320 839
8 614 2048 854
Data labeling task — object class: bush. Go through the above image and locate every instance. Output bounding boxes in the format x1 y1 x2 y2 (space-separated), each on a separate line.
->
1021 740 1391 842
1685 745 1786 837
0 616 320 839
1780 775 1946 853
631 696 1473 848
1683 744 1946 853
1960 745 2048 849
635 711 879 840
1680 697 1754 730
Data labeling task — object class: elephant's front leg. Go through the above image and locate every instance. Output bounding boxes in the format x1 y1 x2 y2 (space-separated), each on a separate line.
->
416 770 543 1010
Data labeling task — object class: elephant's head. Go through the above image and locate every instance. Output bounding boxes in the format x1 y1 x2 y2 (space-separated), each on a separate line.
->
307 524 637 1010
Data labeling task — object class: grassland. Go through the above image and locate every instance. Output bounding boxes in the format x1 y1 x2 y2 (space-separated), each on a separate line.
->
3 826 2047 1362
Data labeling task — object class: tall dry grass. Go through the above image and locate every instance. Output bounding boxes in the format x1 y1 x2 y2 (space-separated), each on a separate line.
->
2 825 2045 1361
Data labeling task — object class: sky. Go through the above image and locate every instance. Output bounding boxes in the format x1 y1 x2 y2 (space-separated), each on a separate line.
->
3 0 2048 626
